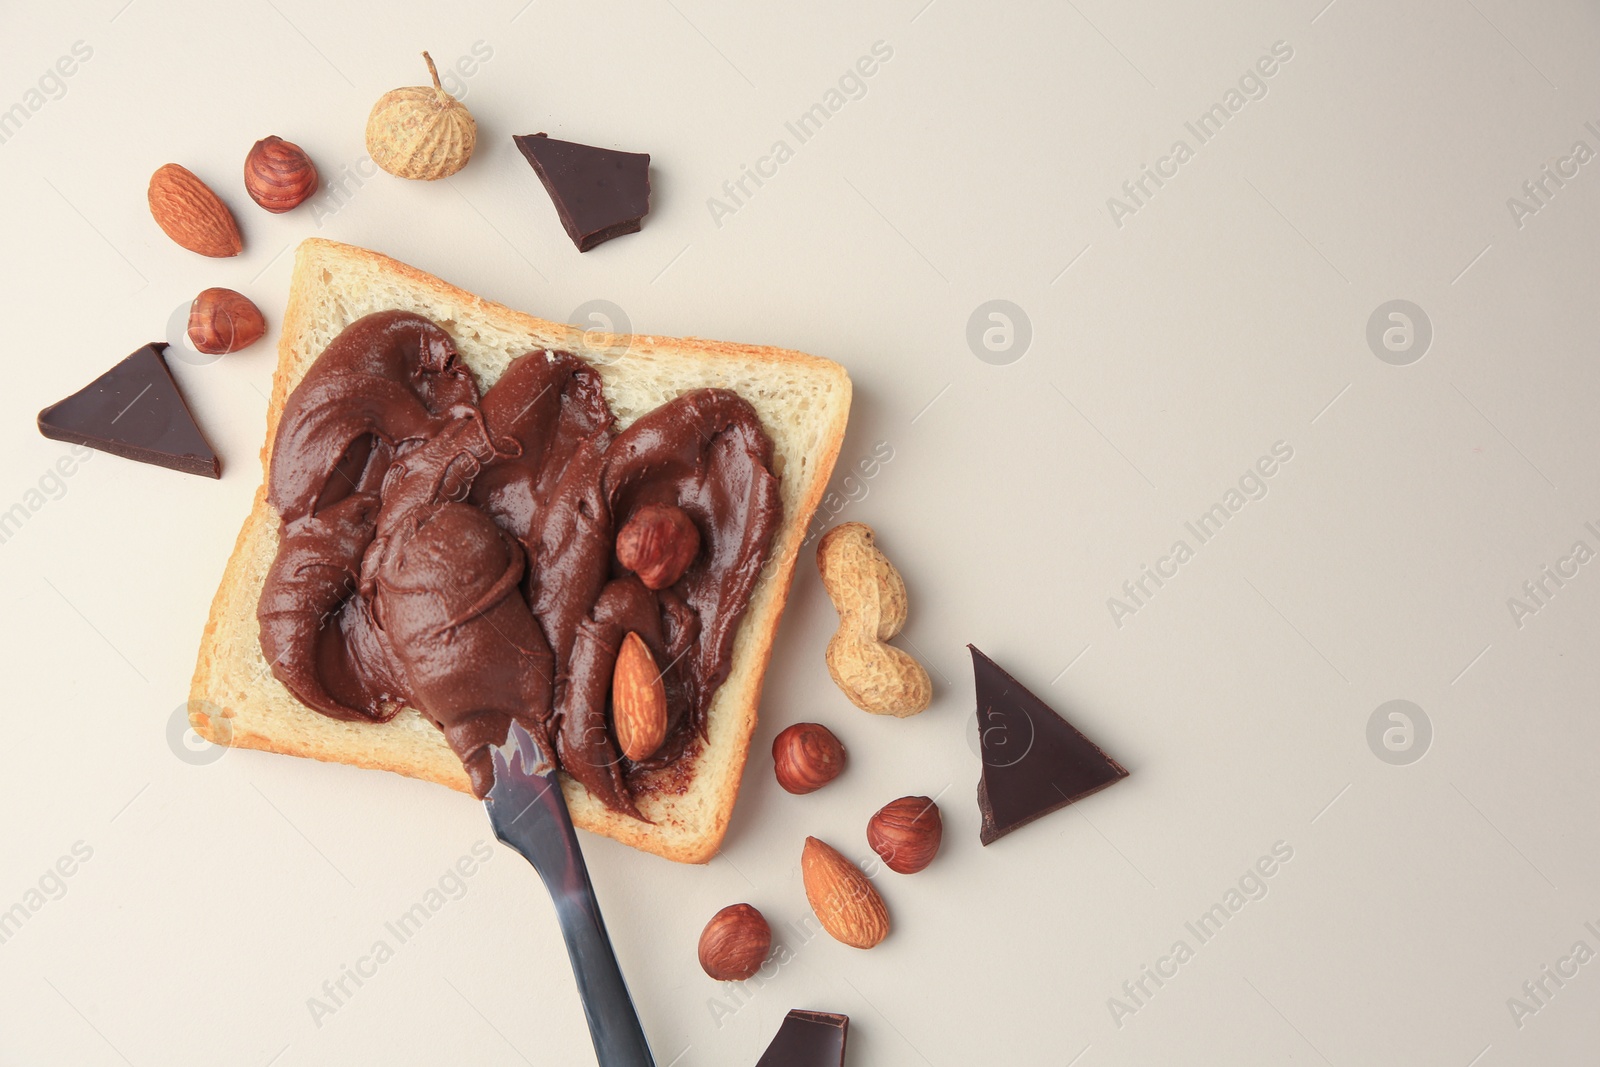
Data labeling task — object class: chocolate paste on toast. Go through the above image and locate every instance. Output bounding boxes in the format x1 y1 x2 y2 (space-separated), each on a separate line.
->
257 311 781 815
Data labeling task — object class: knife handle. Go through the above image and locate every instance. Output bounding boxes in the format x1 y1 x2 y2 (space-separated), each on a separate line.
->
514 774 656 1067
547 868 658 1067
488 726 657 1067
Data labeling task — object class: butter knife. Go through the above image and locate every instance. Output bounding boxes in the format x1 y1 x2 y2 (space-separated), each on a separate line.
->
487 722 657 1067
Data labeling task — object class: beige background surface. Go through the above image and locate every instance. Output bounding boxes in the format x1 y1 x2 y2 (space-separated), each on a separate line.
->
4 0 1600 1064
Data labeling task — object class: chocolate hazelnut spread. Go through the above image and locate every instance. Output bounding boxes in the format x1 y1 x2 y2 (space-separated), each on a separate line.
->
257 310 781 815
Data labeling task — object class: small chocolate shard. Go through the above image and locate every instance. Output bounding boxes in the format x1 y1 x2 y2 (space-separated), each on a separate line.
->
38 342 221 478
513 132 650 251
755 1009 848 1067
970 645 1127 845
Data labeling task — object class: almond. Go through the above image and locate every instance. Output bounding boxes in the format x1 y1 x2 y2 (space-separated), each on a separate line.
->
612 631 666 762
801 836 889 949
148 163 242 257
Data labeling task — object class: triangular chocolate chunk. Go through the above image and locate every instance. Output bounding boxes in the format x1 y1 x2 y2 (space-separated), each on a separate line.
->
38 342 221 478
514 132 650 252
755 1009 848 1067
971 645 1127 844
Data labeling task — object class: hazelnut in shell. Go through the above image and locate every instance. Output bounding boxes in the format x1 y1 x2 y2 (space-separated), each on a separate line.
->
616 503 700 590
867 796 943 874
188 288 266 355
244 136 318 212
698 903 771 981
772 722 846 795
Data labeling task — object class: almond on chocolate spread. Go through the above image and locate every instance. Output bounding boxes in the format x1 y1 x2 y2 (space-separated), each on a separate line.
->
256 310 782 813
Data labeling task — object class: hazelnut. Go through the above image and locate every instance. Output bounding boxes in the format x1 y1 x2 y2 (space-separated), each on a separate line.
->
616 503 700 590
867 796 942 874
697 903 771 981
244 135 318 213
772 722 846 795
188 288 266 355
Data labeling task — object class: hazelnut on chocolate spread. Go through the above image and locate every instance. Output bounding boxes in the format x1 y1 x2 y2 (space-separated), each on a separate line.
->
257 310 781 815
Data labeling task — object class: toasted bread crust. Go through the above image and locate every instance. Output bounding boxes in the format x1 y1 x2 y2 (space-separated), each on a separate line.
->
189 239 851 863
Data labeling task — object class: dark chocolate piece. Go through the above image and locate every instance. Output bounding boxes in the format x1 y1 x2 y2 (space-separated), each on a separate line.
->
37 342 221 478
513 132 650 251
755 1009 848 1067
971 645 1127 844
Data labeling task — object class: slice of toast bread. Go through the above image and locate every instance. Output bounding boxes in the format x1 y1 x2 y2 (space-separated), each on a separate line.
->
189 238 851 863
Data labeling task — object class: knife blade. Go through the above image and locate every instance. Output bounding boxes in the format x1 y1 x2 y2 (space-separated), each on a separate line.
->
486 721 657 1067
